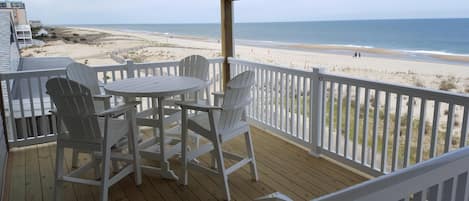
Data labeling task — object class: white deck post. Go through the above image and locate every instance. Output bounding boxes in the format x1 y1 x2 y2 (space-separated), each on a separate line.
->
125 60 135 79
310 68 325 157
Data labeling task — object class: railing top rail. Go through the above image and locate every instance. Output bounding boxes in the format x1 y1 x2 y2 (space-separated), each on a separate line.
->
228 58 313 76
0 58 225 81
313 147 469 201
0 68 66 80
320 72 469 105
90 63 127 71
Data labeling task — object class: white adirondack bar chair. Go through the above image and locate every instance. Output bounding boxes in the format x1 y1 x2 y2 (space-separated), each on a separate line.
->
46 78 142 201
67 62 113 167
177 71 258 201
67 62 132 169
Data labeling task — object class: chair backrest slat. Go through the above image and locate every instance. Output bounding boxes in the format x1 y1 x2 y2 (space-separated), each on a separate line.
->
179 55 210 81
66 62 101 95
179 55 210 101
47 78 101 144
218 71 255 131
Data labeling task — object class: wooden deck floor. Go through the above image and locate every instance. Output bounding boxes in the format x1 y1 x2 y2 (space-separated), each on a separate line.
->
5 127 367 201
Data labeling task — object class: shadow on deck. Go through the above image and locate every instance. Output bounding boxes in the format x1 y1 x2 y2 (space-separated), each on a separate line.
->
5 127 367 201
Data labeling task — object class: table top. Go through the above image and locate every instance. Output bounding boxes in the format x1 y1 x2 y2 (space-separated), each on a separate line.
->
104 76 206 98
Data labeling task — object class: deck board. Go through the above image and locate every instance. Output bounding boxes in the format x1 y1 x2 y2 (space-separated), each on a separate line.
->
6 127 367 201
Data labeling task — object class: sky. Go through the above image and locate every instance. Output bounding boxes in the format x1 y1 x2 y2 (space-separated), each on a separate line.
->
20 0 469 24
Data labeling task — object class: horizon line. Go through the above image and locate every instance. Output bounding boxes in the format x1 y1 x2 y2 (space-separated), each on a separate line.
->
49 17 469 26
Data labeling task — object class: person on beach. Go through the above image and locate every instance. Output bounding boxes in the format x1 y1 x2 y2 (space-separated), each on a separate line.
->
358 52 361 58
354 52 357 58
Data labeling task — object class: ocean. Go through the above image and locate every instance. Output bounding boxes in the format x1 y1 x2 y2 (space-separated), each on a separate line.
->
77 18 469 56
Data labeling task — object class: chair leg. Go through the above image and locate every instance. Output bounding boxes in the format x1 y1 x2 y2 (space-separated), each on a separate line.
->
91 154 101 179
54 144 64 201
210 150 217 169
129 123 142 185
214 141 231 201
180 120 189 185
71 149 79 168
245 130 259 181
100 147 112 201
112 158 120 173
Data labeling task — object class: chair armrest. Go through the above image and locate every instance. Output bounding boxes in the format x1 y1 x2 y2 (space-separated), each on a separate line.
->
93 94 112 101
49 109 57 115
175 101 222 112
212 92 224 106
212 92 224 97
96 101 140 117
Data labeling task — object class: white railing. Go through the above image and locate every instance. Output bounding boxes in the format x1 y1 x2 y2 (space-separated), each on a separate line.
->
229 58 315 147
2 57 468 176
0 58 224 147
313 146 469 201
228 58 469 175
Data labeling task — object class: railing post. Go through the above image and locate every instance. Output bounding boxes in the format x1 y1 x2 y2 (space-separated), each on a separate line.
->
310 68 325 157
126 60 135 79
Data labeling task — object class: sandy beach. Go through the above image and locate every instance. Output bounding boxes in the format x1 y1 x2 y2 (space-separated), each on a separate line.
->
22 26 469 95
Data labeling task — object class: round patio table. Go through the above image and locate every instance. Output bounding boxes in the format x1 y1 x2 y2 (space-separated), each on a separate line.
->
104 76 207 180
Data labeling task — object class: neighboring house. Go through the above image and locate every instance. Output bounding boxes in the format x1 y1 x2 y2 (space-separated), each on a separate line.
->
29 20 41 28
35 28 48 37
0 1 32 48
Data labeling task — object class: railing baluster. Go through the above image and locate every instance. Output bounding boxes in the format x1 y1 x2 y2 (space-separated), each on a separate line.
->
212 62 216 94
362 88 370 165
430 101 441 158
416 98 427 163
336 83 343 154
48 75 57 135
297 75 301 138
353 86 360 161
444 103 455 153
381 92 391 172
290 74 295 135
280 73 285 131
256 68 260 121
18 78 27 140
37 77 47 135
286 74 290 133
27 78 38 138
112 70 118 104
403 96 414 167
274 71 279 129
302 77 307 140
344 84 351 158
371 90 380 169
321 79 326 148
219 62 223 92
392 94 402 171
460 106 468 148
329 82 335 150
268 70 274 126
261 69 266 123
5 80 18 142
464 172 469 201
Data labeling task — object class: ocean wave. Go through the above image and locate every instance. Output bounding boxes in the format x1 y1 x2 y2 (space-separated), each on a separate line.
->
325 44 374 49
402 50 469 57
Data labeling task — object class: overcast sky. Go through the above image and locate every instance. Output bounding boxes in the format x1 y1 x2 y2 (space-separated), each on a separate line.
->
21 0 469 24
